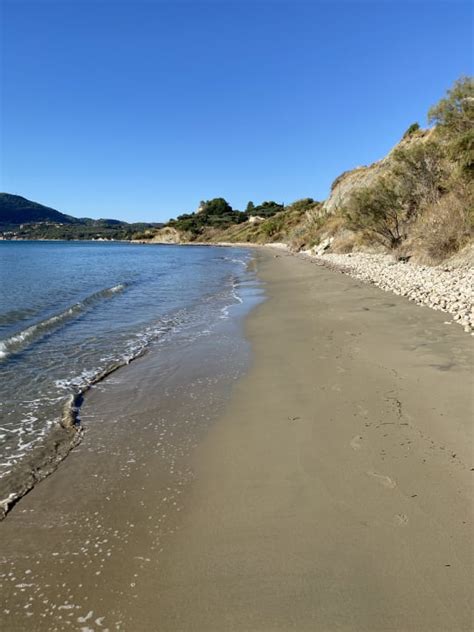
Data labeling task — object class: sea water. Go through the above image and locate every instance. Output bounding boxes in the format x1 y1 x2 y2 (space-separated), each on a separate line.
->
0 241 260 503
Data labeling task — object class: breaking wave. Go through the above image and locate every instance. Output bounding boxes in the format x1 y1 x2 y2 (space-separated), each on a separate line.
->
0 284 126 361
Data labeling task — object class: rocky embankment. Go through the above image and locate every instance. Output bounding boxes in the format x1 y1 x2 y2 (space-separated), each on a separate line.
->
299 250 474 334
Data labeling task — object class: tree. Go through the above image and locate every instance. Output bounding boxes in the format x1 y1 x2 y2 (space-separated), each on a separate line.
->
286 198 317 214
344 176 406 248
199 198 233 217
428 76 474 175
428 76 474 136
391 140 447 214
245 201 255 213
250 201 284 218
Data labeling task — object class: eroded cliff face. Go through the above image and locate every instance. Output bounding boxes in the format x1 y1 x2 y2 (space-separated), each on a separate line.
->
322 162 388 215
138 127 461 259
321 128 433 216
139 226 188 244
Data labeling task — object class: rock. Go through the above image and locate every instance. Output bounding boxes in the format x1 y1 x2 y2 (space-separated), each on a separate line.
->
312 237 334 256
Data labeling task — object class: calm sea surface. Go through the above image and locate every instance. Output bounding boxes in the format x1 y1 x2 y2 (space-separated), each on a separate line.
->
0 241 258 491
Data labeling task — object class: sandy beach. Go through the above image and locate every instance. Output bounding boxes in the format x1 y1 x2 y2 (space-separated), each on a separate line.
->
1 248 472 631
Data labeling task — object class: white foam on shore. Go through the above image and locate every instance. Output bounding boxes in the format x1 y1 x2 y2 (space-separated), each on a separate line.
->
0 248 261 518
220 277 244 319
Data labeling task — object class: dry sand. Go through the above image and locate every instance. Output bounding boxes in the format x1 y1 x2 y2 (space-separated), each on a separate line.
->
1 248 473 631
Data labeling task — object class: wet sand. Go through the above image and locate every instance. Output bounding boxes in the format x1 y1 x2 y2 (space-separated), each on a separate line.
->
1 249 473 631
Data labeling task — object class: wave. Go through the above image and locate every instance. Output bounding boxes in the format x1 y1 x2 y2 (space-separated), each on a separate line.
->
220 277 244 319
231 279 243 304
0 312 183 518
0 284 126 361
222 255 250 267
0 312 183 519
0 307 39 327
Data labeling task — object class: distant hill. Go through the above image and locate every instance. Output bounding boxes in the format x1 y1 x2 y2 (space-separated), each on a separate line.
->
0 193 78 227
0 193 162 240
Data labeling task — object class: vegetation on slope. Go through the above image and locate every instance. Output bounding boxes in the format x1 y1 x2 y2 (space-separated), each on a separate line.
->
8 220 161 241
4 77 472 261
146 76 472 264
0 193 77 228
341 76 473 261
0 193 161 241
164 197 287 239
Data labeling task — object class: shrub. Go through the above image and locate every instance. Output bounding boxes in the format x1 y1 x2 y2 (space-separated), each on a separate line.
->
132 230 153 240
402 122 420 138
343 176 406 248
285 198 317 214
391 140 448 214
413 191 472 262
248 201 284 218
449 126 474 175
428 76 474 136
331 230 357 253
429 76 474 176
260 214 285 238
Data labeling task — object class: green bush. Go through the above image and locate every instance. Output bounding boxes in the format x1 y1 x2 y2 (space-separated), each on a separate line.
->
429 76 474 175
248 201 284 218
343 176 406 248
261 214 285 237
391 140 448 214
284 198 318 214
402 122 420 138
428 76 474 136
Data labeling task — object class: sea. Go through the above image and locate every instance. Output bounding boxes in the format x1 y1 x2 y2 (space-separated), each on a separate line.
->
0 240 261 509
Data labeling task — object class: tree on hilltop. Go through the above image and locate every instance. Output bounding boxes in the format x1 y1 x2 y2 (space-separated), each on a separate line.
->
199 198 233 216
429 76 474 175
245 201 255 214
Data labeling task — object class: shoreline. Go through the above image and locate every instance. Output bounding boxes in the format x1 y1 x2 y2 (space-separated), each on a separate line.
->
135 239 474 334
0 255 260 630
7 238 473 336
0 248 472 630
0 335 149 521
0 243 258 521
143 249 473 630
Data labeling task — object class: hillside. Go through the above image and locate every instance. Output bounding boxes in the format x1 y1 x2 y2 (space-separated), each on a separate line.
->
0 193 77 228
140 77 473 265
0 193 162 240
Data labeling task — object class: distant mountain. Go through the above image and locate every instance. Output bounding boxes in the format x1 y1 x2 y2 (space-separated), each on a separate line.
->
0 193 78 226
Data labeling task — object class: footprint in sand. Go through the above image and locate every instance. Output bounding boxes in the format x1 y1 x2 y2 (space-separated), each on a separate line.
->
350 435 363 450
366 471 397 489
394 513 409 526
356 404 369 418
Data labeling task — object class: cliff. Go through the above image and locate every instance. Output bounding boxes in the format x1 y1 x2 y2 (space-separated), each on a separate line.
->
321 128 434 215
134 226 184 244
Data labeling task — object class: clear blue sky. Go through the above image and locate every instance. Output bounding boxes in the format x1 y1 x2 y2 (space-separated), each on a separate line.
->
2 0 472 222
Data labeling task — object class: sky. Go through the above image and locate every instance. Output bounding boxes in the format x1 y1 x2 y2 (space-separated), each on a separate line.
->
1 0 472 223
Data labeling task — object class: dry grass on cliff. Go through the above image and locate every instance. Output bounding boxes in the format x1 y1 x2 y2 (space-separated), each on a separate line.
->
411 191 473 263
